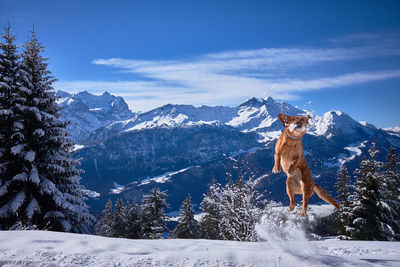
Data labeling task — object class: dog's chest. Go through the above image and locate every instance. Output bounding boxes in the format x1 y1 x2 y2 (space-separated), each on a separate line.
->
280 146 302 172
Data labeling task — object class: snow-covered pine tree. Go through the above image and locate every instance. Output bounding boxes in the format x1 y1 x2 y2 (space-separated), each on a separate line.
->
173 194 199 239
385 147 400 174
219 176 258 241
0 23 20 158
0 24 25 230
346 143 392 240
141 187 169 239
112 197 127 238
0 29 93 232
200 180 222 240
96 199 114 237
334 164 352 236
125 199 142 239
335 164 351 206
380 147 400 240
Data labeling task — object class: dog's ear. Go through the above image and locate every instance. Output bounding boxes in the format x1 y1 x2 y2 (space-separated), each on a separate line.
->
278 113 290 127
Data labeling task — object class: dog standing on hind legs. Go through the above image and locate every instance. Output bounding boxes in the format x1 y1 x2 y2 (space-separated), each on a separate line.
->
272 113 340 216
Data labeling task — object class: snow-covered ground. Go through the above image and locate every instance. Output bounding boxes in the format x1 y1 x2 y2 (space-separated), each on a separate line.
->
0 230 399 266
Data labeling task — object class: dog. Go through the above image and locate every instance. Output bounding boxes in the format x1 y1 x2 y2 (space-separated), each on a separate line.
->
272 113 340 216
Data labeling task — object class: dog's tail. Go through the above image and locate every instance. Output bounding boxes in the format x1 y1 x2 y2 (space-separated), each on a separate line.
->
314 184 340 211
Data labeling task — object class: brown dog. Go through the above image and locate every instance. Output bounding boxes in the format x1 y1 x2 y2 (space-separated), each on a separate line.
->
272 113 340 216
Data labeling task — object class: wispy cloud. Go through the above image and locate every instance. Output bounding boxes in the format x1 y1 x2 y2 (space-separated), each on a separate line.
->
55 34 400 112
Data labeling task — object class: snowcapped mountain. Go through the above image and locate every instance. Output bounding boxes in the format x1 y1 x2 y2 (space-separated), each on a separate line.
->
58 91 400 212
56 90 135 141
383 126 400 137
87 97 305 143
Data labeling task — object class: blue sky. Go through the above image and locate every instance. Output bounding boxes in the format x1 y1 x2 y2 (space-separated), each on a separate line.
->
2 0 400 128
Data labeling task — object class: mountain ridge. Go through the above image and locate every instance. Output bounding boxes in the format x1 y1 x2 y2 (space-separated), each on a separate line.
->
57 90 400 212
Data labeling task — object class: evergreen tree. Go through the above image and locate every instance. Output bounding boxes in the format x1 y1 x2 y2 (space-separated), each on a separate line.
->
125 199 142 239
346 144 391 240
334 164 351 206
385 147 400 173
200 180 222 239
141 187 169 239
334 164 352 236
96 199 114 237
380 147 400 240
0 24 24 230
113 197 127 238
173 194 199 239
0 29 93 232
219 176 258 241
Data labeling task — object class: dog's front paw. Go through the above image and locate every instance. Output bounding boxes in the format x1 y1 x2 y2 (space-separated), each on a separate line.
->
272 165 281 173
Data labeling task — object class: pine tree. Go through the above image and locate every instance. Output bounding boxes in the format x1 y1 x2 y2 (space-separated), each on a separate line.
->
219 176 258 241
385 147 400 173
0 23 21 155
0 29 93 232
141 187 169 239
0 24 24 230
346 143 390 240
200 180 222 239
173 194 199 239
113 197 127 238
96 199 114 237
334 164 351 206
334 164 352 236
125 199 142 239
380 147 400 240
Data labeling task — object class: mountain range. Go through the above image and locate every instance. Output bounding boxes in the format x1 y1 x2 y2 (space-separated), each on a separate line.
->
57 91 400 213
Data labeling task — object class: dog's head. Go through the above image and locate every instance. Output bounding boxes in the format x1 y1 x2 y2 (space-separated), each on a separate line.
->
278 113 311 138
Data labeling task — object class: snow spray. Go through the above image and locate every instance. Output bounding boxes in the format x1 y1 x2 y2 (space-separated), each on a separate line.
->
255 206 316 255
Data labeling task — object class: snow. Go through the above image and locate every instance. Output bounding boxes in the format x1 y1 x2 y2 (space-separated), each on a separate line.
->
33 128 45 137
29 166 40 184
9 192 26 213
10 144 23 155
340 141 367 163
56 90 135 141
227 106 259 127
258 130 282 143
324 141 367 168
289 123 296 132
24 151 36 162
71 144 85 151
25 198 40 219
110 182 125 194
383 126 400 133
139 167 190 186
13 121 24 129
0 230 399 266
383 126 400 137
82 189 100 198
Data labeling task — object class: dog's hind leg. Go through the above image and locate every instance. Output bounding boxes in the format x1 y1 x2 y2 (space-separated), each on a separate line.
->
299 168 314 216
299 181 314 216
286 177 295 212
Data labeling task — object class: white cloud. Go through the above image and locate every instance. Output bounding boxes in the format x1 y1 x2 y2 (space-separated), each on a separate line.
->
55 39 400 112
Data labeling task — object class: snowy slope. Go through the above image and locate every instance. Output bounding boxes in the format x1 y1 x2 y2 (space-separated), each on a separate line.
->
57 90 135 141
1 230 399 266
